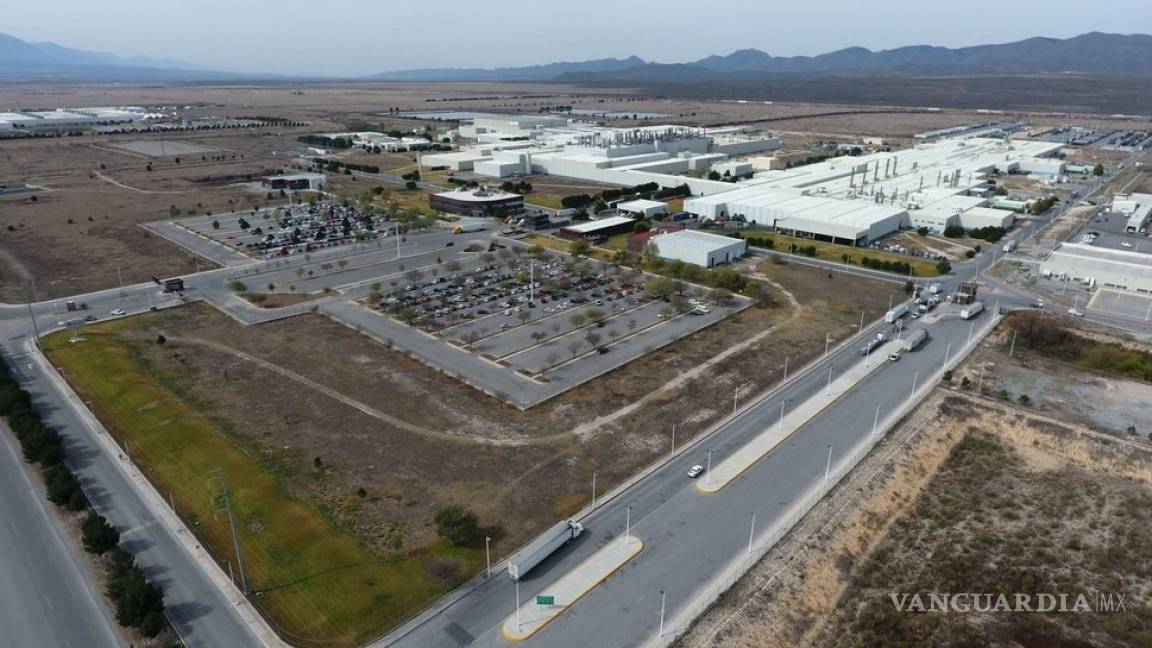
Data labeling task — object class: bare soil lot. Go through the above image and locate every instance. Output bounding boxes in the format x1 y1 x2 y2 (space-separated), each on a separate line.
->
681 315 1152 648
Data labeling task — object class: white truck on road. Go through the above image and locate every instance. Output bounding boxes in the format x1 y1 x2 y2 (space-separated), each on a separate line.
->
884 303 909 323
1002 240 1017 254
900 328 929 351
960 301 985 320
508 519 584 581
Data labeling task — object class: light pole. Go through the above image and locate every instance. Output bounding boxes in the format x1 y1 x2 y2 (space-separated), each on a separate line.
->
778 400 786 433
591 472 597 508
872 402 881 437
658 590 666 637
976 365 985 393
782 356 789 384
967 321 975 346
943 341 952 368
911 370 919 399
824 331 832 357
747 512 756 555
824 444 833 482
732 387 739 416
858 309 865 333
1145 300 1152 323
485 536 492 578
826 366 833 397
625 505 632 545
1008 330 1018 358
670 424 676 457
706 449 713 487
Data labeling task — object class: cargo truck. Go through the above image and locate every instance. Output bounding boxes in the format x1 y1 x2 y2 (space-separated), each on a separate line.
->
928 283 942 295
901 328 929 351
508 519 584 581
884 303 909 323
860 332 887 356
1002 240 1017 253
960 301 985 320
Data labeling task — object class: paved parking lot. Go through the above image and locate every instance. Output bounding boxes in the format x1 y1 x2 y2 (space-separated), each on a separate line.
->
176 202 403 259
1090 289 1152 321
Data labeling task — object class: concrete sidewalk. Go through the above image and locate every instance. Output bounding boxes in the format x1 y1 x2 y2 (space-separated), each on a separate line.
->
501 535 643 641
697 349 889 494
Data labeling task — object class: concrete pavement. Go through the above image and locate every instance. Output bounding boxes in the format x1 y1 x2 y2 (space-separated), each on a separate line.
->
0 421 122 648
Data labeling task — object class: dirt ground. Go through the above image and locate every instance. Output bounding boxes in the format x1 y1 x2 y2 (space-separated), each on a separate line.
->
680 332 1152 648
0 129 314 300
87 264 902 562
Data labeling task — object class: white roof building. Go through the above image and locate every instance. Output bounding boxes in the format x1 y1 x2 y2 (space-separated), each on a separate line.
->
1114 193 1152 233
1041 243 1152 293
616 199 668 218
649 230 747 268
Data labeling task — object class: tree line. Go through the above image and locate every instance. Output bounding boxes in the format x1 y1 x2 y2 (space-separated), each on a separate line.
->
0 354 168 638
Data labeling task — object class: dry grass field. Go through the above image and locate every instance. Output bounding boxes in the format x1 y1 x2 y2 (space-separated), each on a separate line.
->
44 260 903 642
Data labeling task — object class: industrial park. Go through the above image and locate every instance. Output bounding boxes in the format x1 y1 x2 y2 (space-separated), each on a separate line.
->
3 14 1152 648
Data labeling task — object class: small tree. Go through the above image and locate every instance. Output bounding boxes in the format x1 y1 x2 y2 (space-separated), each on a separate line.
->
81 512 120 555
1093 163 1105 176
433 505 480 546
584 331 602 350
1018 394 1031 406
568 340 582 359
570 239 591 258
570 313 588 328
155 334 166 346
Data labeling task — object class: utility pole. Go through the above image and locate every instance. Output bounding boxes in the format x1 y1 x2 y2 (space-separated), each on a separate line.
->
208 470 249 595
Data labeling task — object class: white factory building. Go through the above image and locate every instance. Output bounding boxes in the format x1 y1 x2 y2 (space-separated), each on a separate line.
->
649 230 747 268
683 137 1059 244
0 106 148 130
1041 243 1152 294
1114 193 1152 233
616 199 669 219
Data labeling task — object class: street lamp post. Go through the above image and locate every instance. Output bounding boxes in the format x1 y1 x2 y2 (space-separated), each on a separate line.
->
872 402 881 437
1009 330 1018 358
747 512 756 555
824 445 833 482
778 400 786 433
943 341 952 368
826 366 833 397
783 356 789 384
824 331 831 357
658 590 667 637
515 579 522 633
911 370 919 399
486 536 492 578
625 505 632 546
706 450 713 487
670 424 676 457
591 472 597 508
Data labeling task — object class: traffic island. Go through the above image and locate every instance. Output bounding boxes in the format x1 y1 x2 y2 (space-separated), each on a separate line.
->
501 535 643 642
696 353 889 494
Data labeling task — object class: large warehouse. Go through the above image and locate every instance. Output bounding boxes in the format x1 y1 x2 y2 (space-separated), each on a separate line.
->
429 187 524 218
648 230 747 268
1115 193 1152 233
1040 243 1152 293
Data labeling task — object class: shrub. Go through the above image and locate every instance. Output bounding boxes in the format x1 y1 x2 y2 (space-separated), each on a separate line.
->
433 505 480 547
81 512 120 554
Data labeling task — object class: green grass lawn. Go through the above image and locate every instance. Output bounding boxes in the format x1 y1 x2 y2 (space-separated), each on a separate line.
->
745 232 944 277
44 324 482 647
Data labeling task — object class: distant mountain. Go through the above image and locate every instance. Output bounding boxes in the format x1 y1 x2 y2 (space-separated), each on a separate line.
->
369 32 1152 83
0 32 241 82
367 56 648 81
677 32 1152 76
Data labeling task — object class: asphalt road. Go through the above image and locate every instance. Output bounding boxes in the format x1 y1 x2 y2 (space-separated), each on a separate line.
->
0 420 122 648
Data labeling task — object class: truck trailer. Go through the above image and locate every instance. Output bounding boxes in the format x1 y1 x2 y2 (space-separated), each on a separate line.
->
901 329 929 351
1002 240 1017 254
961 301 985 320
453 222 487 234
508 519 584 581
860 332 887 356
884 303 909 323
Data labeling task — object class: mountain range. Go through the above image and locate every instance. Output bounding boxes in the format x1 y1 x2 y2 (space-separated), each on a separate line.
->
3 31 1152 84
371 32 1152 81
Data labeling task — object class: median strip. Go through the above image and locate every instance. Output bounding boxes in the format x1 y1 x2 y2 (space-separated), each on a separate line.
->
696 351 889 494
501 535 643 641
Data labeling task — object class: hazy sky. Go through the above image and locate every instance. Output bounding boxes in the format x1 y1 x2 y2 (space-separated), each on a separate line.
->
6 0 1151 76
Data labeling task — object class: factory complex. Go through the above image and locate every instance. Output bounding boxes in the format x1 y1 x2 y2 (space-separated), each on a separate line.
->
419 113 1063 247
0 106 150 130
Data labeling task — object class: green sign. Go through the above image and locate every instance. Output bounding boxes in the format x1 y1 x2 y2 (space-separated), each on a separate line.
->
536 595 555 606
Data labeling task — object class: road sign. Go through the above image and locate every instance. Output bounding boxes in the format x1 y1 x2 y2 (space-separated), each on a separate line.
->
536 595 555 606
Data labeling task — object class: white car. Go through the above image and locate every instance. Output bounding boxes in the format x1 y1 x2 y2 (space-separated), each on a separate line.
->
1121 242 1134 248
109 308 126 316
1068 308 1085 317
687 465 705 479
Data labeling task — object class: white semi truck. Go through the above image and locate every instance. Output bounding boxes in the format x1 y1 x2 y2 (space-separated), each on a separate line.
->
508 519 584 581
900 328 929 351
884 303 909 323
961 301 985 320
